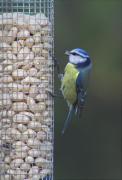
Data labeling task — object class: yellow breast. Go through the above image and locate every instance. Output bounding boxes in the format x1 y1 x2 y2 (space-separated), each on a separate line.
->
61 63 79 105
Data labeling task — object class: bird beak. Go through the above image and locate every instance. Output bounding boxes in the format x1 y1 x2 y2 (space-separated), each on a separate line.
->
65 50 70 55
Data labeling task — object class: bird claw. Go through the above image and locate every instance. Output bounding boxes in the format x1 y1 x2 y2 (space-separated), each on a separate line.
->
46 89 63 98
58 73 63 80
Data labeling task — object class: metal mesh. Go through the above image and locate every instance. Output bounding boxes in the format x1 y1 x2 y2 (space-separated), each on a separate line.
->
0 0 54 179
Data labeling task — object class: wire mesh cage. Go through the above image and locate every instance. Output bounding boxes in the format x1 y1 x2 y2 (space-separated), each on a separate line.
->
0 0 54 180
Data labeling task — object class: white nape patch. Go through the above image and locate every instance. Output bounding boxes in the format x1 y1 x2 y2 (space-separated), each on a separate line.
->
69 54 87 64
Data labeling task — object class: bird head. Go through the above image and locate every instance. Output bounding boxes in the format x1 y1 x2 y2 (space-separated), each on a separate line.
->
65 48 90 65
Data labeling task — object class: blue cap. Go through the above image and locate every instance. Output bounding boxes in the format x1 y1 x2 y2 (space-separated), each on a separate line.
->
70 48 89 58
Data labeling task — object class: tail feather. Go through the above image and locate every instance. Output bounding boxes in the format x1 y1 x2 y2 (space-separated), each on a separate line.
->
62 106 75 134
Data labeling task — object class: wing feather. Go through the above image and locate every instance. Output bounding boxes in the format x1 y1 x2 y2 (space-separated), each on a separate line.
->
76 71 86 119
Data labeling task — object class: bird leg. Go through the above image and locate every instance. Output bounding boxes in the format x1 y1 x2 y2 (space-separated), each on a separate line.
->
54 57 60 74
46 89 63 98
53 57 64 80
48 57 63 98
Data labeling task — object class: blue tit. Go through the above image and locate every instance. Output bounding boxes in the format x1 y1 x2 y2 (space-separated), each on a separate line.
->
61 48 92 134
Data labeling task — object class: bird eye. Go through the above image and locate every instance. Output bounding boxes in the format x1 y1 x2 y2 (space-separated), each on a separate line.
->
71 52 77 56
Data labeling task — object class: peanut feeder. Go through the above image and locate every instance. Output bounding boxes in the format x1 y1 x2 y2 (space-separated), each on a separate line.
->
0 0 54 179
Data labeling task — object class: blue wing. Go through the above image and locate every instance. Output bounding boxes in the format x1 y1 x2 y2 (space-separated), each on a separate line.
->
76 71 86 120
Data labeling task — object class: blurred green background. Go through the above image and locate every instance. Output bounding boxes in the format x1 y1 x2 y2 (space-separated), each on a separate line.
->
54 0 122 180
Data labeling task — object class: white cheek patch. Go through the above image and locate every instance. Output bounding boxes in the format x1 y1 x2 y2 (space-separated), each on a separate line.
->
69 54 87 64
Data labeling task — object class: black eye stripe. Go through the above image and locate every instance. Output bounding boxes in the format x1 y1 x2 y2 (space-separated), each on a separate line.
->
71 52 77 56
71 52 82 57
